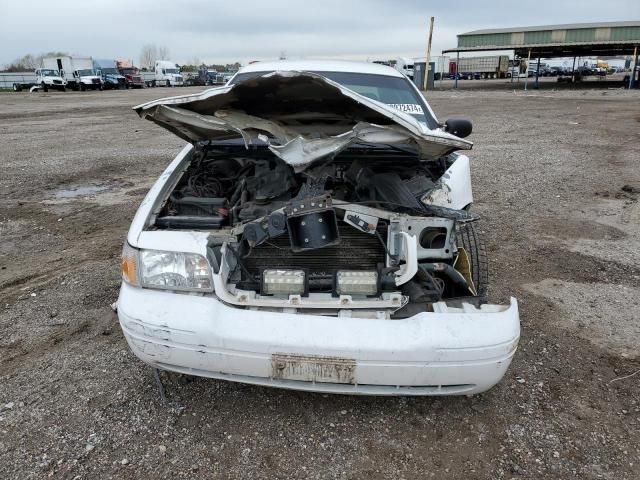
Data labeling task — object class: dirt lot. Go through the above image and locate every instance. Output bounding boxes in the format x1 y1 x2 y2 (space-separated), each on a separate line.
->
1 85 639 479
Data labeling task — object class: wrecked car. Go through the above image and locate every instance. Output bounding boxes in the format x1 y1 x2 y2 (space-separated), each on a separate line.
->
117 60 520 395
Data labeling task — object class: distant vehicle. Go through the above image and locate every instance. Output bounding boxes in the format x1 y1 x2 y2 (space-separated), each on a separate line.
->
525 62 548 77
450 56 510 79
221 72 235 83
549 66 564 76
93 58 126 89
506 59 528 78
184 66 213 86
394 57 414 79
12 68 67 92
154 60 184 87
43 56 102 91
577 66 594 76
116 60 144 88
208 70 225 85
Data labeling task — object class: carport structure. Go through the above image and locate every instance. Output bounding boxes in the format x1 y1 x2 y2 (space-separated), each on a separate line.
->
443 21 640 88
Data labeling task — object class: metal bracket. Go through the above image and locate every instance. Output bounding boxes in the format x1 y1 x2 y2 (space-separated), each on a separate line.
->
153 368 167 404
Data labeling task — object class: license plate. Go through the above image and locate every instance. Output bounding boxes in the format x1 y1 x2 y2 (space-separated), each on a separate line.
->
271 354 356 384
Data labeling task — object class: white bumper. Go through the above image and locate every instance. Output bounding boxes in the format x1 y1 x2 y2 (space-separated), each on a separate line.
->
117 283 520 396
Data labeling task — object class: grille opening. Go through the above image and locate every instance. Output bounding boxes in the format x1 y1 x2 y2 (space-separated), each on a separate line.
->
238 222 387 292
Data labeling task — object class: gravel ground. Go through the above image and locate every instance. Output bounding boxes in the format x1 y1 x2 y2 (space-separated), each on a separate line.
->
0 86 639 479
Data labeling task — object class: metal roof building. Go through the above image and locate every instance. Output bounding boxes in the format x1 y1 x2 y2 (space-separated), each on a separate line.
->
444 21 640 57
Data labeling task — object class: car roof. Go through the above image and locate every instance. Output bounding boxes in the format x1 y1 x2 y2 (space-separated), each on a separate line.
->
237 59 404 77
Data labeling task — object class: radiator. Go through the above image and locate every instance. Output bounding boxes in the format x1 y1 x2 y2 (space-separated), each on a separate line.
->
244 223 387 279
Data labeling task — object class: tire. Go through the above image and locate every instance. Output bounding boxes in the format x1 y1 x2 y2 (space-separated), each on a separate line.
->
152 80 156 87
455 222 489 300
80 84 85 91
41 82 48 92
13 83 21 92
166 80 171 87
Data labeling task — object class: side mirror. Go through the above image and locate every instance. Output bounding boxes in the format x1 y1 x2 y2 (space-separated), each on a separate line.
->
444 118 473 138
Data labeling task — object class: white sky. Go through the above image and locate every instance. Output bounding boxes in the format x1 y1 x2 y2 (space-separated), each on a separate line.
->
0 0 638 67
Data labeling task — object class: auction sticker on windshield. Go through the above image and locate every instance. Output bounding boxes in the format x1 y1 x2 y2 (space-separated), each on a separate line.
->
388 104 424 114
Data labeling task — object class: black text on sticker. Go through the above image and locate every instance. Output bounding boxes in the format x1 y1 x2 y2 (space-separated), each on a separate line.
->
388 104 424 114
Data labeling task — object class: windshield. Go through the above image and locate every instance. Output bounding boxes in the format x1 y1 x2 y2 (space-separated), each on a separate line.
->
165 68 178 74
120 68 138 75
77 69 94 76
230 71 437 128
102 68 118 74
41 69 59 77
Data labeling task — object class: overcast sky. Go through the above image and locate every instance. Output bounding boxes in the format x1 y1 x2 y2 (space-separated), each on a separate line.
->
1 0 638 67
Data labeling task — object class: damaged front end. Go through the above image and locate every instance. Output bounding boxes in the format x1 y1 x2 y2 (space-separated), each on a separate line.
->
133 72 483 317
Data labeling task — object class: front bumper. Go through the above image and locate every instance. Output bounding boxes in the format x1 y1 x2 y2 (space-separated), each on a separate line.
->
117 283 520 396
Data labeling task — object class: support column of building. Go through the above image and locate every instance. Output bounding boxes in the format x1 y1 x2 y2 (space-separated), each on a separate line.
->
524 49 532 91
630 46 638 90
455 51 459 89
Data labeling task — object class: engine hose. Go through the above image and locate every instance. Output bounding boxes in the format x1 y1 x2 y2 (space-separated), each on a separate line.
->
421 263 473 294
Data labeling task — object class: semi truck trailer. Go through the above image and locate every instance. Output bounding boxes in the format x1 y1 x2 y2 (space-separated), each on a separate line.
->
449 55 510 79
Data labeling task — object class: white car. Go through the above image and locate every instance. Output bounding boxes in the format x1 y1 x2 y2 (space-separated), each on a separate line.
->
117 60 520 396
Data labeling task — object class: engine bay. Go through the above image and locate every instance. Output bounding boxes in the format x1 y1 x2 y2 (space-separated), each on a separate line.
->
152 144 482 312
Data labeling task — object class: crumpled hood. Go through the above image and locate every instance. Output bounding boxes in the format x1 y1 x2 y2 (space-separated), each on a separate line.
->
134 71 472 171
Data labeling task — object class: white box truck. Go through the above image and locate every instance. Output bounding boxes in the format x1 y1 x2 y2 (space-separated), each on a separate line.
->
394 57 415 79
12 68 67 92
154 60 184 87
43 56 102 91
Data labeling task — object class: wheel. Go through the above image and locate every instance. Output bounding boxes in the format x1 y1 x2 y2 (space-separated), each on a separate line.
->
41 82 48 92
80 83 85 91
152 80 156 87
60 86 65 92
455 222 488 300
166 80 171 87
13 83 22 92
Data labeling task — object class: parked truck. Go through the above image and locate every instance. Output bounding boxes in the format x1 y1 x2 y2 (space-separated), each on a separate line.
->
92 58 126 89
449 55 510 79
507 59 528 78
43 56 102 91
394 57 415 79
153 60 184 87
12 68 67 92
116 60 144 88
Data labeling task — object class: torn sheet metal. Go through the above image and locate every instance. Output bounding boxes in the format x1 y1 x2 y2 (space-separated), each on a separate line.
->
134 71 472 171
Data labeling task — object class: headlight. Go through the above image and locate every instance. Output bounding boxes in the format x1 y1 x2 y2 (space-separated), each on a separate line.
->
121 244 213 292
